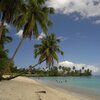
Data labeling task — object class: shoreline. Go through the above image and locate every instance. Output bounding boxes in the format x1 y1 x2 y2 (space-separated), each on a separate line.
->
32 76 100 99
37 78 100 100
0 76 94 100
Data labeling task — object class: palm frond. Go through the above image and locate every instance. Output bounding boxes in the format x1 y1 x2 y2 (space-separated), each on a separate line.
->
34 33 64 67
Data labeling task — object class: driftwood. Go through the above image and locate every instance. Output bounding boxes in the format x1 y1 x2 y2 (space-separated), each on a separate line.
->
35 91 46 93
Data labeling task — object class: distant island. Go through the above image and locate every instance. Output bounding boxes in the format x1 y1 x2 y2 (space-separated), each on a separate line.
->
11 65 92 77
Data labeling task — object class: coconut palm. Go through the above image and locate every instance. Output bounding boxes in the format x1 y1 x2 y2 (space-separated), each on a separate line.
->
0 25 12 80
72 66 76 71
34 33 64 75
0 25 12 48
0 46 8 80
82 67 84 70
11 0 54 61
0 0 22 40
59 66 62 70
0 25 12 76
3 0 54 79
67 67 71 72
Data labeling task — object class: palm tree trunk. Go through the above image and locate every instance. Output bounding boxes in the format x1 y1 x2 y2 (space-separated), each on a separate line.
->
0 71 3 81
0 28 2 40
11 37 24 60
0 20 4 40
3 59 46 80
31 59 46 69
5 37 24 76
48 64 51 76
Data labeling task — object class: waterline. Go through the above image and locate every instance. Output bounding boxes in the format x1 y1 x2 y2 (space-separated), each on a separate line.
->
32 76 100 100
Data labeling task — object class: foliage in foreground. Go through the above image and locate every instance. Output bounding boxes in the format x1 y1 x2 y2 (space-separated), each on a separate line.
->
0 26 13 80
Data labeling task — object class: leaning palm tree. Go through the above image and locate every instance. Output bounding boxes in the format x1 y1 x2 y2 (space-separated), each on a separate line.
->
3 0 54 79
34 33 64 75
11 0 54 61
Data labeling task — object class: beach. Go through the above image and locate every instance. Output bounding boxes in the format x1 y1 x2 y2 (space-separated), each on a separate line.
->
0 76 93 100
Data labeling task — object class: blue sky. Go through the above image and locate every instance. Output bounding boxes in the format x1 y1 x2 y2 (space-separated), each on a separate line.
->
49 14 100 64
5 0 100 74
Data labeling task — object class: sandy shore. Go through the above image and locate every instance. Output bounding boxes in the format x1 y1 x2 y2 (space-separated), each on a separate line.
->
0 76 91 100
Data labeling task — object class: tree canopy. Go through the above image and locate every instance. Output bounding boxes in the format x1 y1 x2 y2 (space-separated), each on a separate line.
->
34 33 64 68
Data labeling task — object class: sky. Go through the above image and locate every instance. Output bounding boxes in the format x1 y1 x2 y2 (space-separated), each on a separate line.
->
5 0 100 74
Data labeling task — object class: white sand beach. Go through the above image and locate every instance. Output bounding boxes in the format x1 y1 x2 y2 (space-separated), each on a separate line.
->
0 76 92 100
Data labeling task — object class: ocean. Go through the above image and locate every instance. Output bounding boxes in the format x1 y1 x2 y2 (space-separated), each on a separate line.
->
32 76 100 99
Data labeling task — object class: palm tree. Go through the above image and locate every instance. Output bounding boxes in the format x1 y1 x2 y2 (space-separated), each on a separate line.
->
11 0 54 61
0 25 12 80
3 0 54 79
0 45 8 80
82 66 84 73
67 67 71 74
0 25 12 48
34 33 64 75
59 66 62 70
72 66 76 71
82 67 84 70
0 0 22 40
0 0 54 80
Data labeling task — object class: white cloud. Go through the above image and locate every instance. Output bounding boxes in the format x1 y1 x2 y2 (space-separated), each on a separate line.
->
46 0 100 18
3 22 7 26
57 36 70 42
93 20 100 24
16 30 23 37
0 21 10 29
16 30 45 39
37 32 46 40
58 60 100 75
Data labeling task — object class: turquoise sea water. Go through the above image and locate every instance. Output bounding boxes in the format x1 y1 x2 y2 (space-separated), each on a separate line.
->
32 76 100 98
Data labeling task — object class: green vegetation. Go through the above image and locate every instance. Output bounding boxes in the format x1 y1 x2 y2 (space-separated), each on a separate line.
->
34 33 64 75
0 0 92 81
11 65 92 77
0 26 13 80
0 0 54 80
